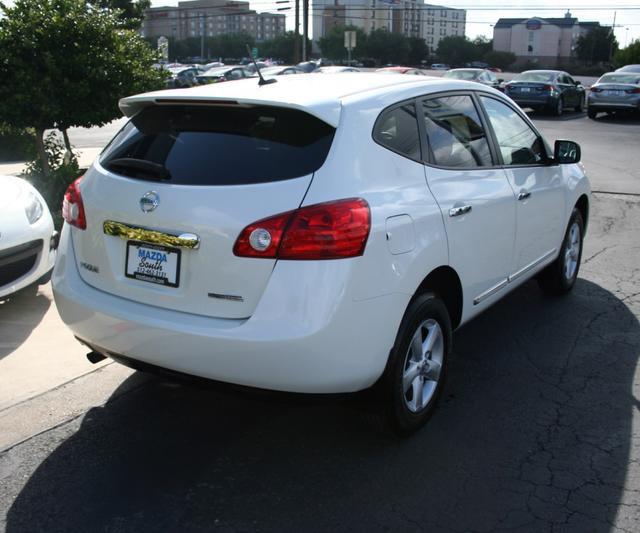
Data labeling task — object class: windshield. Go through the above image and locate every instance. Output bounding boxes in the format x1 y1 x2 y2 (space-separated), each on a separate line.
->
444 70 479 80
599 74 640 85
514 72 556 83
100 105 335 185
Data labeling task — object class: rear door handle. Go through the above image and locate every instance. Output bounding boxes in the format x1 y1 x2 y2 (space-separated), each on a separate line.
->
518 190 531 201
449 205 472 217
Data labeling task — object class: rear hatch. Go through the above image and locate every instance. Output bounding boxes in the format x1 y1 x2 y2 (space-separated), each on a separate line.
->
72 103 335 319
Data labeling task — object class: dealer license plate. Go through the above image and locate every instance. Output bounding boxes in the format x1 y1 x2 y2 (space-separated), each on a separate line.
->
125 241 181 288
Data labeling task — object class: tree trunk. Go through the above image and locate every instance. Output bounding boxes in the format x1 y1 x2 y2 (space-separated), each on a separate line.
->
34 128 50 177
61 128 73 164
61 128 72 154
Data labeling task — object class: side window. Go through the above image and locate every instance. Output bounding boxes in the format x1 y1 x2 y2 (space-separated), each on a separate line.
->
373 103 421 160
480 96 547 165
422 94 492 168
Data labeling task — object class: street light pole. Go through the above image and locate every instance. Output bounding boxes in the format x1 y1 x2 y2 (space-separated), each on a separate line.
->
302 0 308 61
200 15 205 60
294 0 300 63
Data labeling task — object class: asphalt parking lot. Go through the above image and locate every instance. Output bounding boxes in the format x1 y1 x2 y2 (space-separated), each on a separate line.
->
1 110 639 532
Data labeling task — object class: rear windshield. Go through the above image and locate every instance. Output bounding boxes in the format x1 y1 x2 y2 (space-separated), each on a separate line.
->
444 70 479 80
599 74 640 85
514 72 556 83
100 105 335 185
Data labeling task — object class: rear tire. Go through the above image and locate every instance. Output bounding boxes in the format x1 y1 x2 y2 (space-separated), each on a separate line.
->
382 292 452 436
538 209 584 295
552 97 563 116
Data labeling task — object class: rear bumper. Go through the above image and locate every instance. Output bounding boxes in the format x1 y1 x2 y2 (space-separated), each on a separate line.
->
507 94 556 108
587 101 640 111
52 224 409 393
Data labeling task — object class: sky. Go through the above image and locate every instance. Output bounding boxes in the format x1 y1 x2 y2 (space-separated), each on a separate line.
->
1 0 638 46
150 0 640 47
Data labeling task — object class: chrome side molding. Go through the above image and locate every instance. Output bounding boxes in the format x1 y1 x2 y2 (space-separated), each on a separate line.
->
508 248 557 283
473 248 558 305
473 279 508 306
103 220 200 250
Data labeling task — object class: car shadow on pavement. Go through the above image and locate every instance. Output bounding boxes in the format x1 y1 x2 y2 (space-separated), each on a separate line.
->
528 111 587 122
4 279 639 532
0 285 50 360
590 114 640 126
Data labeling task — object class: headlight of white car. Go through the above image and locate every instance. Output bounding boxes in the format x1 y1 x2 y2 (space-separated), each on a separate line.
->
23 191 44 224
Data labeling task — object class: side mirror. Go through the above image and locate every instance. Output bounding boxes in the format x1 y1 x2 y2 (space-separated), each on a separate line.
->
497 78 504 83
574 80 582 86
554 140 581 164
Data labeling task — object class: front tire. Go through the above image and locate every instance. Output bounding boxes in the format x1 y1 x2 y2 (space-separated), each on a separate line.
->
383 293 452 436
587 108 597 119
538 209 584 295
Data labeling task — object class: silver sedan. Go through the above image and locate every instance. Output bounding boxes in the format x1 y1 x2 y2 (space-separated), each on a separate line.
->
588 72 640 119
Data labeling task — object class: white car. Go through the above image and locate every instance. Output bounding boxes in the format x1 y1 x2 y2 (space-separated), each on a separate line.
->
52 74 590 433
1 174 57 299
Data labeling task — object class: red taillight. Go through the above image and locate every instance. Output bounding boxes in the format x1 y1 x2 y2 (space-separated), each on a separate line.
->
542 84 555 92
233 198 371 260
62 176 87 230
590 87 603 92
626 87 640 94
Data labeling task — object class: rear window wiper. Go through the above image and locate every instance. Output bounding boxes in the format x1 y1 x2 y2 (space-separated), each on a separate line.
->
104 158 171 181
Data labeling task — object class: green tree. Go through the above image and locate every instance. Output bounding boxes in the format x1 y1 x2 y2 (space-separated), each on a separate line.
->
260 32 311 64
472 35 493 58
576 27 619 63
318 25 367 61
484 50 516 70
208 32 255 60
407 37 429 66
613 39 640 68
89 0 150 29
436 36 477 66
365 28 410 66
0 0 165 176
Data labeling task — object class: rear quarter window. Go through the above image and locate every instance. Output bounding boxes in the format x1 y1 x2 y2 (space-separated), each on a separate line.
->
100 105 335 185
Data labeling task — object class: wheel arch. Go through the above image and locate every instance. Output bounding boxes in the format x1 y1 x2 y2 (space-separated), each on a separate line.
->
575 194 589 234
414 265 463 330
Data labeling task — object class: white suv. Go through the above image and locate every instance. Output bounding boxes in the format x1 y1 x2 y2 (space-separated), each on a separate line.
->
53 74 590 433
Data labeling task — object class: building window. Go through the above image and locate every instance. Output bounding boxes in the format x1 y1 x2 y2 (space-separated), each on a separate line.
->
440 28 446 35
440 10 447 17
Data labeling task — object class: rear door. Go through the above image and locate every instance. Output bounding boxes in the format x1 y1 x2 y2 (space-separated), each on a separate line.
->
72 104 335 319
558 73 577 106
478 95 566 279
419 93 516 315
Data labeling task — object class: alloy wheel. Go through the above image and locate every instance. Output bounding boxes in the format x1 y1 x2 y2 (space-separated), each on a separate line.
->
402 319 444 413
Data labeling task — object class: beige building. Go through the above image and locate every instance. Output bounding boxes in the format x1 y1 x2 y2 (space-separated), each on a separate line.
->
142 0 286 43
493 12 601 67
313 1 465 52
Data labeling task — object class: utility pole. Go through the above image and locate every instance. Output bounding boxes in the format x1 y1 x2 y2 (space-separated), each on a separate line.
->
294 0 300 63
609 11 617 63
302 0 309 61
200 14 205 60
